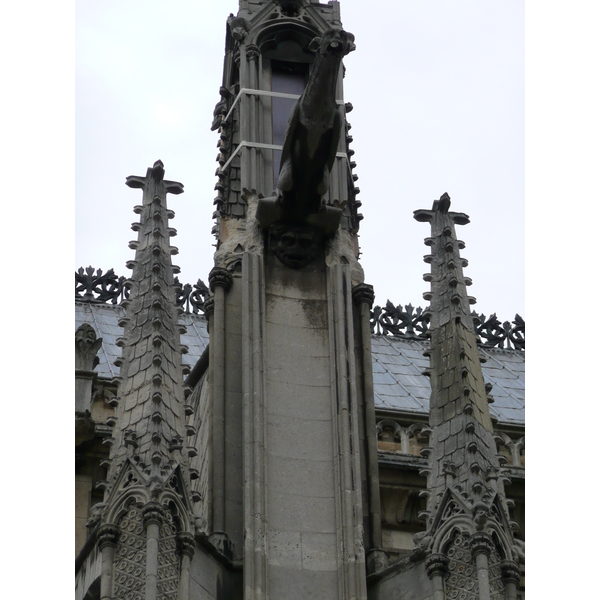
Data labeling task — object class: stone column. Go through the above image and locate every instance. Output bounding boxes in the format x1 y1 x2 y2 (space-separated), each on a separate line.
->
425 553 449 600
97 524 120 600
208 267 233 536
330 265 367 598
501 560 521 600
142 502 165 600
177 532 196 600
246 44 260 192
203 295 215 532
470 532 494 600
352 283 385 573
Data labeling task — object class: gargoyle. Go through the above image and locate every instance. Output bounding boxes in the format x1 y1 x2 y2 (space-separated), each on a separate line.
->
256 29 355 237
277 28 355 222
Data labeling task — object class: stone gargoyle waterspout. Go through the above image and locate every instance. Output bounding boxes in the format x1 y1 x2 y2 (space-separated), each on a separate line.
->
256 28 355 246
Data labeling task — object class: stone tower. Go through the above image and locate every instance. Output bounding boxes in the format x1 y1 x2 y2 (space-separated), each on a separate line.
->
202 1 381 598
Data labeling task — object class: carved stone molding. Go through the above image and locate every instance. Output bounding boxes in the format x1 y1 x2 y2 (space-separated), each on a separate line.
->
246 44 260 61
208 267 233 292
469 531 494 558
142 501 165 528
208 531 233 560
425 552 449 579
268 223 322 269
97 523 120 549
352 282 375 307
203 296 215 319
176 531 196 559
501 560 521 585
366 548 389 575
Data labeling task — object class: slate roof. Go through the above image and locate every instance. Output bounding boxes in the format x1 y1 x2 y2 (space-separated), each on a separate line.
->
76 301 524 426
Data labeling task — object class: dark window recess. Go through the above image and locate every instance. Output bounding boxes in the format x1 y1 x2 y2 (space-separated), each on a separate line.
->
271 62 307 188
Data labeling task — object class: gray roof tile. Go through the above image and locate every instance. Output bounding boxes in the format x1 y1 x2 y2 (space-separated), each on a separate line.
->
75 302 524 426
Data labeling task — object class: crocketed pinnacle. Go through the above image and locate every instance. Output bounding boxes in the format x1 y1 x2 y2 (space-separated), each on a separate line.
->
413 194 516 563
107 160 187 485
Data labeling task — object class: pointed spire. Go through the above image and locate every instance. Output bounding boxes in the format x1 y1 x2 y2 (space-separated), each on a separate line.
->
106 160 187 489
413 194 521 596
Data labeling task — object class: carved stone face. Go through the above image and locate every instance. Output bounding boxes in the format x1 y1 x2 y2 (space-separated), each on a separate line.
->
269 224 321 269
75 323 97 347
276 0 302 16
313 29 356 57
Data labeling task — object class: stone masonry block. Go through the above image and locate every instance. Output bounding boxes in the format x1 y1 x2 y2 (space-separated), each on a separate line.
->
301 532 338 572
266 379 332 421
267 413 335 462
267 565 338 600
450 415 463 436
268 454 335 499
268 529 302 569
443 400 456 421
266 295 329 330
268 490 336 534
266 351 330 388
266 322 330 358
445 435 457 455
438 421 450 442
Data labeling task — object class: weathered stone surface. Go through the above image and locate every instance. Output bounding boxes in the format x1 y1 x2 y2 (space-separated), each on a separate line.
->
268 564 339 600
368 558 433 600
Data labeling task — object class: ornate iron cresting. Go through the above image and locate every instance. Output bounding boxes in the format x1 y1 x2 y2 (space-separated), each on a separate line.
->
75 269 523 347
474 313 525 351
370 301 525 350
370 301 430 339
75 267 128 304
174 278 210 314
75 267 209 315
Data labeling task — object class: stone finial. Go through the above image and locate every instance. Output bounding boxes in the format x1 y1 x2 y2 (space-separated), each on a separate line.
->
75 323 102 372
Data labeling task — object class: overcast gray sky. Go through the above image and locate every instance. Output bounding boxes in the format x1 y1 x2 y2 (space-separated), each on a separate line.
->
76 0 524 320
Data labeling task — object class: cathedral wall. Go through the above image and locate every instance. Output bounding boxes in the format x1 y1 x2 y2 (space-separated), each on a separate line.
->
368 558 433 600
262 252 340 599
189 546 242 600
76 475 93 555
224 279 245 556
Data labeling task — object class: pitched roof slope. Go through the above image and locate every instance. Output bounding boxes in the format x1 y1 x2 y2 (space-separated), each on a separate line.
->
76 302 523 426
